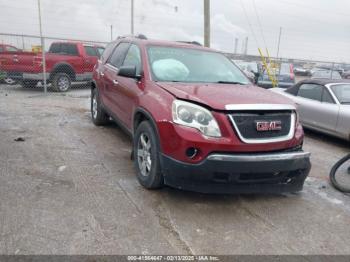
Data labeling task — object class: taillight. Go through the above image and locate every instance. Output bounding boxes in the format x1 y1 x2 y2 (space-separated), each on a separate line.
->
33 56 43 67
290 64 295 80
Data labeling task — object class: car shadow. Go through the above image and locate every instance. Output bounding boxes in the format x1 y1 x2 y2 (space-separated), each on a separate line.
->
304 128 350 149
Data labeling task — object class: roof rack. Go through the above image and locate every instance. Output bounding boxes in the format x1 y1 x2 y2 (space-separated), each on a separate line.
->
177 41 202 46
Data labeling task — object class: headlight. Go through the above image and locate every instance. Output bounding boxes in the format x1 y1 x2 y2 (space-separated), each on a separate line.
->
172 100 221 137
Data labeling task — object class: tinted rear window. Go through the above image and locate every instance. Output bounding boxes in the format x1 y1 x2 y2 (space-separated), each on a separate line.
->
61 44 78 56
49 43 61 53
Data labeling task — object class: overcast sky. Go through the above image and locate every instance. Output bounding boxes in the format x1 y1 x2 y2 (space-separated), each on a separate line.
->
0 0 349 62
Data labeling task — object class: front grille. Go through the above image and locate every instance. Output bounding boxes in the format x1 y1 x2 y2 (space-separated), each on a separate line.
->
228 111 295 143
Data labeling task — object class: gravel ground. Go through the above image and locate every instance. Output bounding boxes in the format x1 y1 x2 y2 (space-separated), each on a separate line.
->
0 84 349 255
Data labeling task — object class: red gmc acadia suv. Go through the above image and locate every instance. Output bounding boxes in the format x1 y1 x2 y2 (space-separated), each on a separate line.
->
91 35 311 194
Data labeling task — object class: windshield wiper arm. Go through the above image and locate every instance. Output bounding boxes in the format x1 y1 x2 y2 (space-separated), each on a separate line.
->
217 81 246 85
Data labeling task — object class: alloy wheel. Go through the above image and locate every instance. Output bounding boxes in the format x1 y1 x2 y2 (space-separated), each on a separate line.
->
137 133 152 177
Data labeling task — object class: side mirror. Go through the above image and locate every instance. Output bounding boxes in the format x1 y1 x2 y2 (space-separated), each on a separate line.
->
118 66 141 80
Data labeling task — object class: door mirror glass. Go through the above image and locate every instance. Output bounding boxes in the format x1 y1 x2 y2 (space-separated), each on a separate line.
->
118 65 140 79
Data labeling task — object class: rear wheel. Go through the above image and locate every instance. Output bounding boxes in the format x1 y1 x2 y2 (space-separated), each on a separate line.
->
91 87 109 126
133 121 164 189
4 78 17 85
52 72 71 92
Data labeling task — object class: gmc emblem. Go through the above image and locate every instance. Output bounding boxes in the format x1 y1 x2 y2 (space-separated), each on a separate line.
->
256 121 282 132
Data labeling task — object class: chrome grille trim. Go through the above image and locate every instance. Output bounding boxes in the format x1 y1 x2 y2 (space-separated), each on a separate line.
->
225 104 296 111
228 113 296 144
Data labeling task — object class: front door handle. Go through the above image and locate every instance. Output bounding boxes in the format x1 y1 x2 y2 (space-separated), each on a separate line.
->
113 80 119 85
100 72 105 77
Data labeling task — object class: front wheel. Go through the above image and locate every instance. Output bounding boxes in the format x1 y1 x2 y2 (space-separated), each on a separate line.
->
329 154 350 193
52 72 71 92
133 121 164 189
91 88 109 126
4 78 17 85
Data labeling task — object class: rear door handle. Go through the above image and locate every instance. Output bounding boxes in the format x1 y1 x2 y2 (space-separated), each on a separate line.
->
100 72 104 77
113 80 119 85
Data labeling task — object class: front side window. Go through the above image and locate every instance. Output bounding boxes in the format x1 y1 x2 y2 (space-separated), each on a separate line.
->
0 47 3 52
331 84 350 104
147 46 249 84
122 44 142 75
322 89 335 103
298 84 323 101
108 42 130 68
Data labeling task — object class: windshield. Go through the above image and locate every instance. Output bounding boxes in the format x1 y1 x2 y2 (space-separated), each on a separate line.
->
147 46 250 84
331 84 350 104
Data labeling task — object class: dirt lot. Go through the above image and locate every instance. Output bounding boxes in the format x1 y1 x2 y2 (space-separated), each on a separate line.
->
0 85 350 255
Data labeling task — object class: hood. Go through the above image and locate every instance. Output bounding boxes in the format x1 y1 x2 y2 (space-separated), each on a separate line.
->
156 82 295 110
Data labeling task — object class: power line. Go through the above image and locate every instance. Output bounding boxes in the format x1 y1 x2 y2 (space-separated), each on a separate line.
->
239 0 259 47
252 0 267 50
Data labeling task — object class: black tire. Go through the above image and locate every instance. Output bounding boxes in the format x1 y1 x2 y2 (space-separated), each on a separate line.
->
21 80 38 88
133 121 164 189
52 72 71 92
329 154 350 193
91 88 109 126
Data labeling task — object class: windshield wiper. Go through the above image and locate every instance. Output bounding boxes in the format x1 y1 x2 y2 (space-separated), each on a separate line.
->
341 102 350 104
216 81 247 85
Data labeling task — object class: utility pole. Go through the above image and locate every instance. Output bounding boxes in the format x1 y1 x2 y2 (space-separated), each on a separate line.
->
110 25 113 41
204 0 210 47
131 0 134 35
244 37 248 55
276 27 282 59
37 0 47 94
234 38 239 54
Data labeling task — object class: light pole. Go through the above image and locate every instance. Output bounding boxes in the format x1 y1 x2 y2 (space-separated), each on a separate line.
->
37 0 47 93
131 0 134 35
276 27 282 59
110 24 113 41
204 0 210 47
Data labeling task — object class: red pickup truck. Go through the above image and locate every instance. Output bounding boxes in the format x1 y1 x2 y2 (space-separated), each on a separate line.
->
0 42 104 91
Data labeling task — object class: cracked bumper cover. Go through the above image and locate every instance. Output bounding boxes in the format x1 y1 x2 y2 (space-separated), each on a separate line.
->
160 151 311 194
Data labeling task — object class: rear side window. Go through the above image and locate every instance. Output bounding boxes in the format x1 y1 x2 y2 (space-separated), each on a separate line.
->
6 46 18 52
0 47 3 52
107 42 130 68
61 44 78 56
49 43 61 53
84 46 97 56
297 84 323 101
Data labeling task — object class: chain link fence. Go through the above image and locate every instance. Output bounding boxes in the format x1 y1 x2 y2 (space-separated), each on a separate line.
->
1 32 350 93
0 33 108 92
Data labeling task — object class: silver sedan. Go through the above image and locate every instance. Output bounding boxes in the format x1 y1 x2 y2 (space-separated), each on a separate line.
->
271 79 350 141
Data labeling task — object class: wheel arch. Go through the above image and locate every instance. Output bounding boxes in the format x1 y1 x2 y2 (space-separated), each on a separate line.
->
133 108 160 137
50 62 76 81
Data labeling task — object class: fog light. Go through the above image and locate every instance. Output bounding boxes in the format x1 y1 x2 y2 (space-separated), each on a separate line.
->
186 147 198 159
